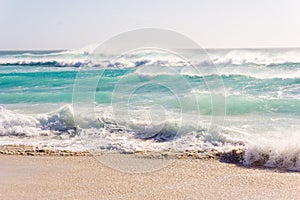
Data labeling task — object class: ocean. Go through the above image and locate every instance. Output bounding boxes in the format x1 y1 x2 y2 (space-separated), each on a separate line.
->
0 47 300 170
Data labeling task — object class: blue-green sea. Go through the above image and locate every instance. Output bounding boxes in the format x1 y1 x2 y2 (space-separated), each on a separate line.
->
1 48 300 169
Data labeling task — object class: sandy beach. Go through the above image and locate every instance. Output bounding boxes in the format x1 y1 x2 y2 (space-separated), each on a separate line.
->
2 0 300 199
1 152 300 200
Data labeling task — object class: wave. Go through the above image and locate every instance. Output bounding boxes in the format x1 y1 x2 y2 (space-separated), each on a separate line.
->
0 105 76 137
0 47 92 67
3 47 300 67
208 48 300 66
1 60 300 80
0 60 90 67
1 48 300 73
2 104 300 171
133 65 300 79
244 138 300 171
2 48 300 80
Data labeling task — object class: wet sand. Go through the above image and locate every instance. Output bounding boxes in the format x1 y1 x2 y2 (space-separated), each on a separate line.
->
1 154 300 199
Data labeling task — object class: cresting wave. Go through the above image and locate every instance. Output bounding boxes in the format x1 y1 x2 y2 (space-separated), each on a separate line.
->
1 105 300 170
0 105 84 151
0 60 89 67
1 48 300 78
0 105 224 152
244 139 300 171
0 105 76 137
207 48 300 65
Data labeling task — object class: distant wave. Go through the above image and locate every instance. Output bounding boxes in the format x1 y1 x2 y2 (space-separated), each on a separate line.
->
0 60 90 67
1 59 300 80
208 48 300 65
1 47 300 78
2 47 300 69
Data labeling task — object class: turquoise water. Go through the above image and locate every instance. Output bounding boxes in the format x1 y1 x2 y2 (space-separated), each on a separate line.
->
1 61 299 115
1 48 300 169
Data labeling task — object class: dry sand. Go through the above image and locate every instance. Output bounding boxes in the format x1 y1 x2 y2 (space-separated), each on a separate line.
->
1 154 300 200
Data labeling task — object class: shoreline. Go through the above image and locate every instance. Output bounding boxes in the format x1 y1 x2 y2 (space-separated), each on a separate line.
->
1 144 299 172
0 144 243 161
0 144 91 156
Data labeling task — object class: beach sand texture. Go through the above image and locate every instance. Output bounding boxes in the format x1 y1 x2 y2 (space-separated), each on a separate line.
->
1 155 300 200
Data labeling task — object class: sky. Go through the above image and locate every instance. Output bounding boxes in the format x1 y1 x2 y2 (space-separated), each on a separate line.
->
0 0 300 50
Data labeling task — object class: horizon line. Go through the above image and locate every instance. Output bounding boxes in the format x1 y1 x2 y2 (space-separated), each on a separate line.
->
1 46 300 51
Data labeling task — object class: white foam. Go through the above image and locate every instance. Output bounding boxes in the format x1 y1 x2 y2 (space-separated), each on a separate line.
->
244 138 300 171
209 49 300 65
0 105 75 137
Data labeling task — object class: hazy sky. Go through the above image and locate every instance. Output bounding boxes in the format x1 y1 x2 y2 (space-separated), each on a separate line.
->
1 0 300 50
